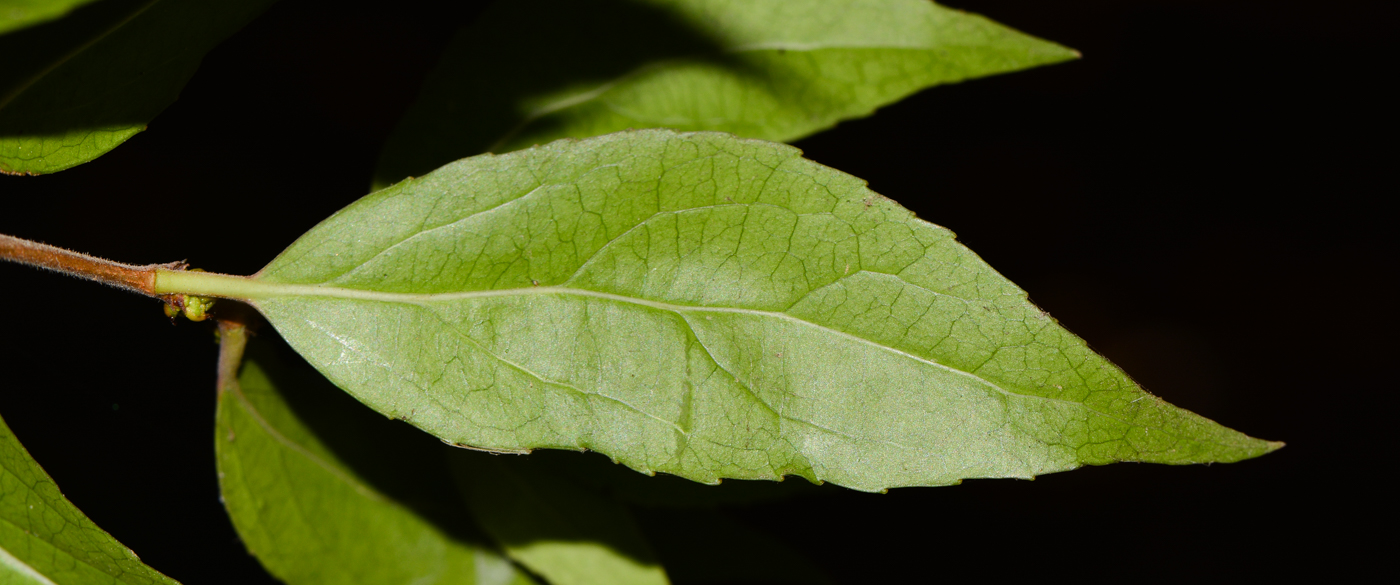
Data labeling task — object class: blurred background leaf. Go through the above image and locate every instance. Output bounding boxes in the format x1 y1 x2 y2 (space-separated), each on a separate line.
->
216 327 533 585
1 412 179 584
450 452 669 585
0 0 278 175
371 0 1075 189
0 0 104 35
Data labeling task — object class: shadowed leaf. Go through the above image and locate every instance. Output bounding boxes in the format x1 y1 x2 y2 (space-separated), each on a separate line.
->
635 508 833 585
214 326 533 585
0 412 179 584
0 0 277 175
0 0 103 35
371 0 1077 189
450 451 669 585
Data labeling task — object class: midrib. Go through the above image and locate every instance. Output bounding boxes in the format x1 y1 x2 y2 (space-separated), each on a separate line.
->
154 269 1111 417
0 541 59 585
162 270 1241 452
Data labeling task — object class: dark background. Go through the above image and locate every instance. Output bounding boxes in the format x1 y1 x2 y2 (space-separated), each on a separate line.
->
1 0 1389 582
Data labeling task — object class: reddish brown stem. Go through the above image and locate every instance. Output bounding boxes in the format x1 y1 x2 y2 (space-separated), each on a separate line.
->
0 233 186 296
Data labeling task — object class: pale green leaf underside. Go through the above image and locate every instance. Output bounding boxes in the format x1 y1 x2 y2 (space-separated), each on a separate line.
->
371 0 1077 189
0 0 277 175
253 130 1277 492
450 453 669 585
0 414 178 585
215 335 531 585
0 0 102 35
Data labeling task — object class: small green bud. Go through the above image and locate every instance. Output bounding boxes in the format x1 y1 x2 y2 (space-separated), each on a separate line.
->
183 295 215 322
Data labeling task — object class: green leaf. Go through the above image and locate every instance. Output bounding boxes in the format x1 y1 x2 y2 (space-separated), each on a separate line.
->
214 325 533 585
371 0 1077 189
163 130 1280 492
0 412 179 584
0 0 278 175
449 452 669 585
0 0 103 35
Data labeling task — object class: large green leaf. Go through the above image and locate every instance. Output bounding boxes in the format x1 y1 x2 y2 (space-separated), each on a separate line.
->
371 0 1077 189
0 0 278 175
0 412 178 584
214 325 533 585
161 130 1280 492
450 452 669 585
0 0 103 35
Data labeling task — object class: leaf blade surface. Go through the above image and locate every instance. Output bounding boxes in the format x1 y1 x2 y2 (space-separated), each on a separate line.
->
0 0 277 175
371 0 1076 189
0 413 179 585
245 130 1278 492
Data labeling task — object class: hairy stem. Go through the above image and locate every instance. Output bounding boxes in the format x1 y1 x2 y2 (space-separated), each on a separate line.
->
0 233 186 296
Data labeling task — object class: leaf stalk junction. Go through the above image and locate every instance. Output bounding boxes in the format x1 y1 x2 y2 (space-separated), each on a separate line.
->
0 232 214 321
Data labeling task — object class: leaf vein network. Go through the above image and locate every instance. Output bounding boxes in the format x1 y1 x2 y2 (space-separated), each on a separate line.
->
423 306 690 440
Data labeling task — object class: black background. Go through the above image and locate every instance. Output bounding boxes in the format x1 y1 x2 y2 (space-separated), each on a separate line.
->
1 0 1390 582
